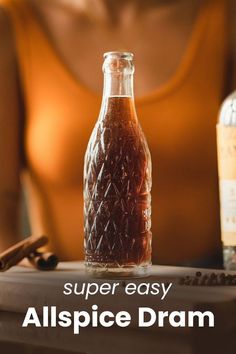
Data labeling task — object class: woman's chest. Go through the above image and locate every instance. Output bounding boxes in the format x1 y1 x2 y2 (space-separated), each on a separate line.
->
29 0 200 97
24 90 218 187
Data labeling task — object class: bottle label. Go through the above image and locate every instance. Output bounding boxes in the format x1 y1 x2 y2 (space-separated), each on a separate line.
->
217 126 236 246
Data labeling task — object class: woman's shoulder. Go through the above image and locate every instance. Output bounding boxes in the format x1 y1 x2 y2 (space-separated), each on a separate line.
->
0 11 20 112
0 2 15 47
0 0 39 44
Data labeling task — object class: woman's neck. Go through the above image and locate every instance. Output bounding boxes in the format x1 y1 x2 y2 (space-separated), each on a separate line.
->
48 0 180 26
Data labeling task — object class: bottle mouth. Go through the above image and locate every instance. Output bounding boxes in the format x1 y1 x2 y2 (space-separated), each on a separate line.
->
103 51 134 74
103 51 134 60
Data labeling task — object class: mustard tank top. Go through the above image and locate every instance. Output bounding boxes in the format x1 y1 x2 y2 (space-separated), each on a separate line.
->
1 0 230 264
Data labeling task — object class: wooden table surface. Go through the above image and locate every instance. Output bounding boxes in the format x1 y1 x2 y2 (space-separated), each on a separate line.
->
0 262 235 354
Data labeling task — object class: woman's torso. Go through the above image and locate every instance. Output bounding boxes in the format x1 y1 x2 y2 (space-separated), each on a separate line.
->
1 0 230 264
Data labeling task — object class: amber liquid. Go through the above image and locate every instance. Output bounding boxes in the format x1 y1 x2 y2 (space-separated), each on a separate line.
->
84 96 152 270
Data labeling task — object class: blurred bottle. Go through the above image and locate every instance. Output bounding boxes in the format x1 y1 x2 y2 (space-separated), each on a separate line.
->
217 92 236 270
83 52 152 277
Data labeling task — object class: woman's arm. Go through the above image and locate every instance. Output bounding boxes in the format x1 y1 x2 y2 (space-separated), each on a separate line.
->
0 8 23 250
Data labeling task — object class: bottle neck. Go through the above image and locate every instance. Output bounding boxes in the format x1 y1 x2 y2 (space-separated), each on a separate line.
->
99 72 136 121
103 71 134 98
99 52 136 120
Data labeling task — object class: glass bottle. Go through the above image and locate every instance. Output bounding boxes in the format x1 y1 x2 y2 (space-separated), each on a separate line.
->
217 91 236 270
83 52 152 277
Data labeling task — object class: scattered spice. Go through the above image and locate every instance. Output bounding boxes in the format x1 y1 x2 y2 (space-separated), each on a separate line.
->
178 271 236 286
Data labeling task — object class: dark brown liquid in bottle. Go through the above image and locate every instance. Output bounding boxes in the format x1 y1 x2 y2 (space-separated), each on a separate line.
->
84 96 152 267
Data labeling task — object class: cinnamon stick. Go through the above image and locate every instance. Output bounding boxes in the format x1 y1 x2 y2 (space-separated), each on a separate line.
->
27 251 58 271
0 235 48 271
